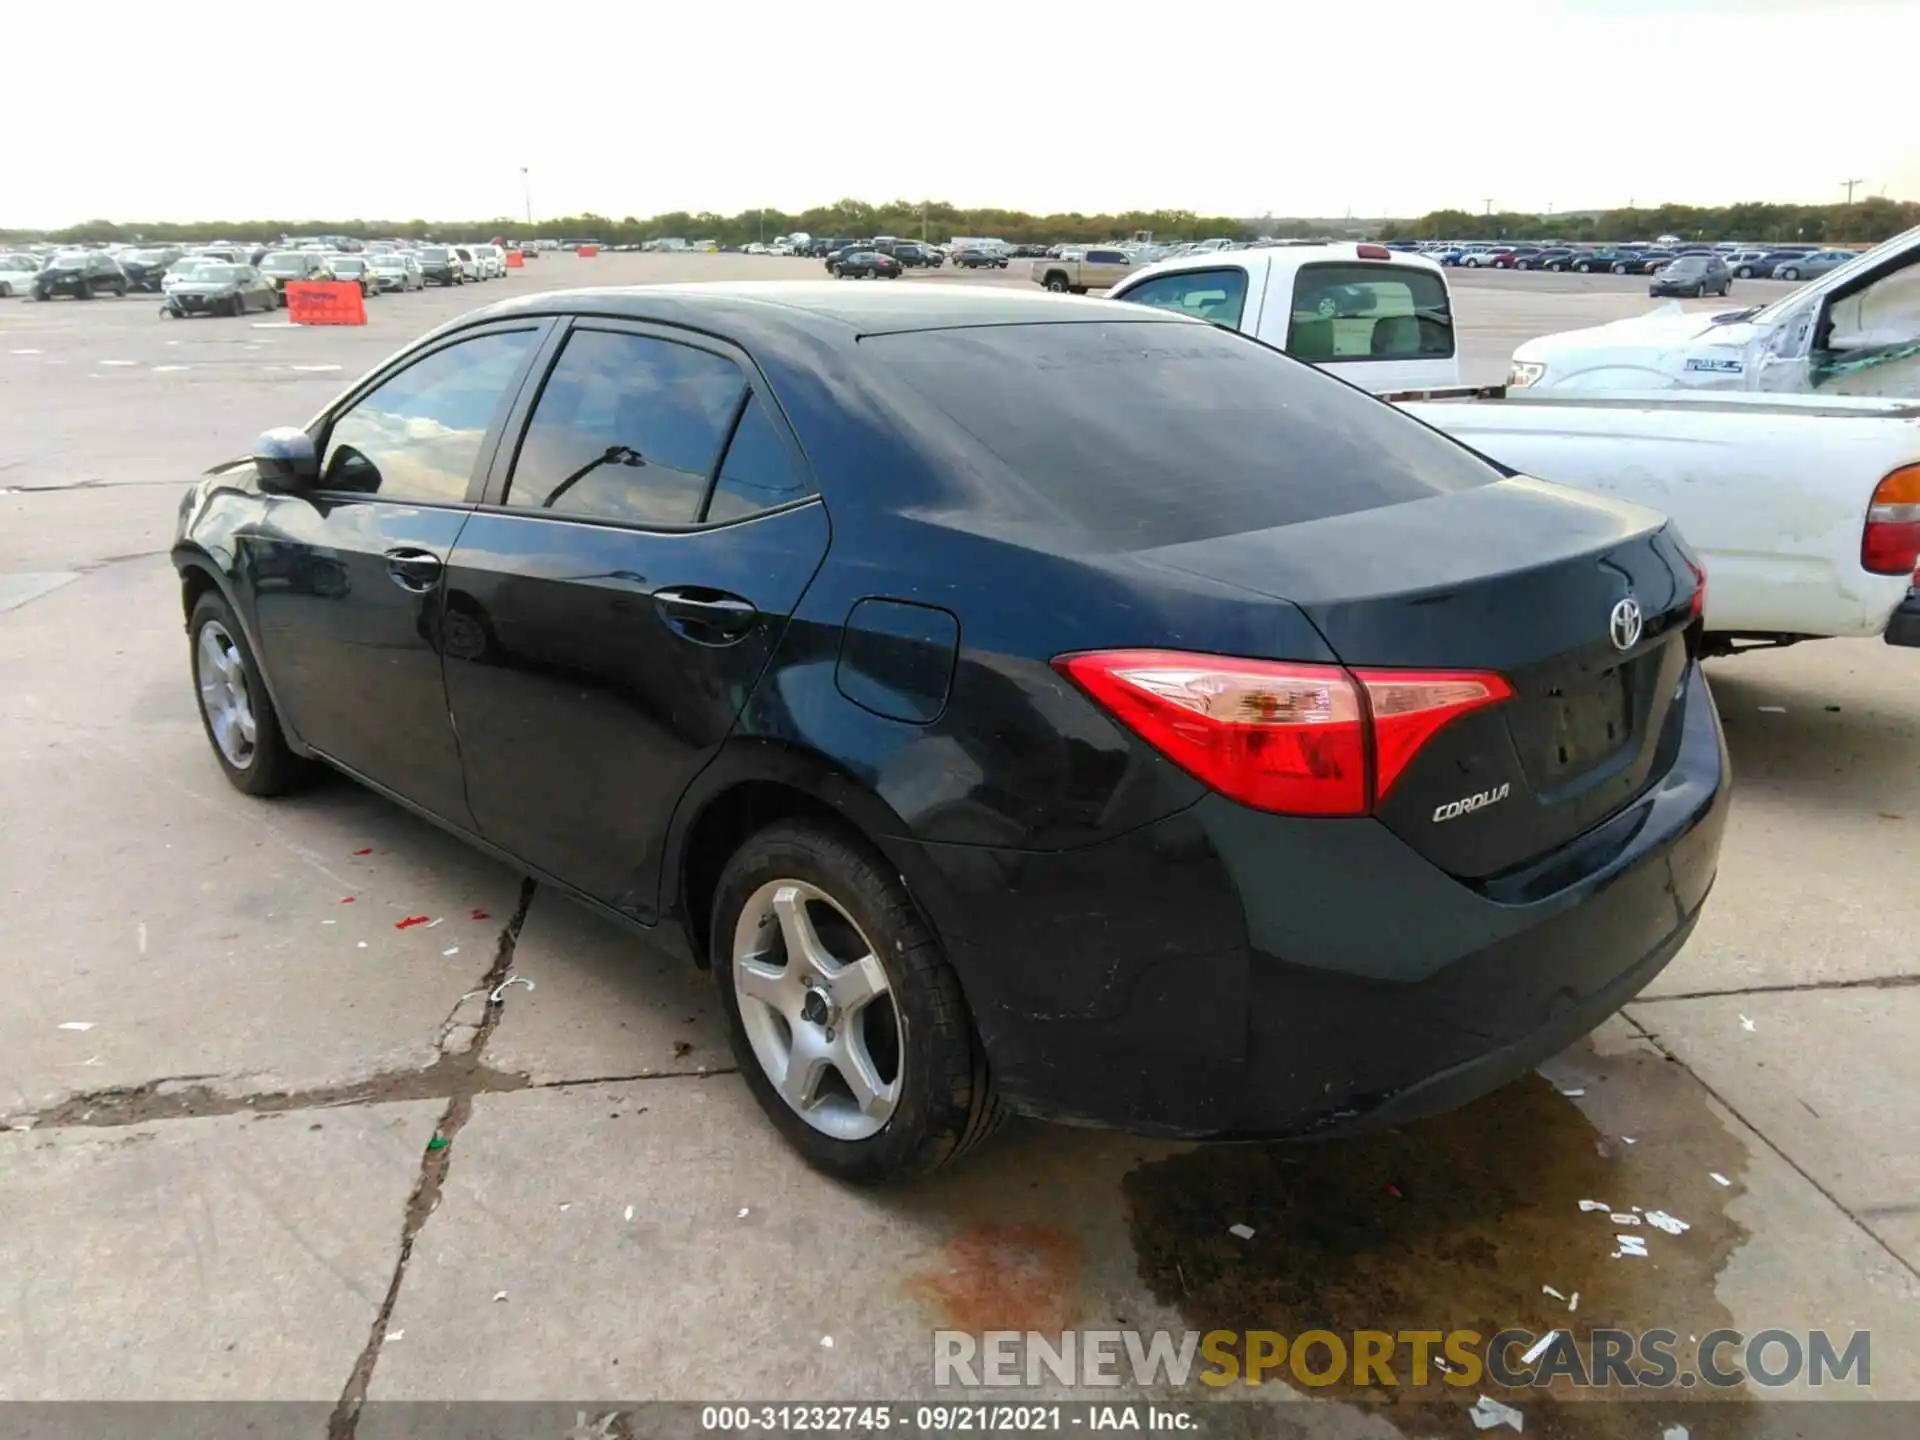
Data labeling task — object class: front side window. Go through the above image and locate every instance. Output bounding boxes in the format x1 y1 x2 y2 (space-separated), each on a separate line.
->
504 329 746 526
1287 263 1454 363
1116 267 1249 328
320 330 538 502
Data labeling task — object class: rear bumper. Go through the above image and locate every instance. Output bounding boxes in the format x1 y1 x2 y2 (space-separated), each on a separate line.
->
1886 588 1920 648
902 664 1729 1138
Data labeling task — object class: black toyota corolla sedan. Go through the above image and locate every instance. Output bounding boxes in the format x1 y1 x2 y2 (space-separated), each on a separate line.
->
171 283 1728 1184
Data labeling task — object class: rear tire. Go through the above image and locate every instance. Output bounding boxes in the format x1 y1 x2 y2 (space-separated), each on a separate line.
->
1780 267 1800 281
712 820 1003 1185
189 590 312 798
1044 274 1069 293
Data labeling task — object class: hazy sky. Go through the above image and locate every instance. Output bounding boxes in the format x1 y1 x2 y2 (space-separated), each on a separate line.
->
8 0 1917 227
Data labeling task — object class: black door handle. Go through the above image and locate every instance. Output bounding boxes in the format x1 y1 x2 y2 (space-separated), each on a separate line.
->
654 586 760 643
385 548 444 593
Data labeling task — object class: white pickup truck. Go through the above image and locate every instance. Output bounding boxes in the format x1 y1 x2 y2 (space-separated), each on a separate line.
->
1110 244 1920 653
1509 223 1920 399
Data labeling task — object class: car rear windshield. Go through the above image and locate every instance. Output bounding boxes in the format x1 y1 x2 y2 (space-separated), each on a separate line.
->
418 247 449 259
868 320 1498 550
1666 257 1706 273
1288 262 1455 363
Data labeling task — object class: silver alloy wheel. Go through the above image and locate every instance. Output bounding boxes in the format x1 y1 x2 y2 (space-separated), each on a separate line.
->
732 878 903 1141
196 621 258 769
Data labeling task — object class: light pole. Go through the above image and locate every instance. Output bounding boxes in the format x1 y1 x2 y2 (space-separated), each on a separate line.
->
520 167 532 228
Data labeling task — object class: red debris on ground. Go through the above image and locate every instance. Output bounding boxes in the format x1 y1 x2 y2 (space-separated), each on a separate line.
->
395 915 431 929
353 848 373 856
340 896 356 904
471 909 490 921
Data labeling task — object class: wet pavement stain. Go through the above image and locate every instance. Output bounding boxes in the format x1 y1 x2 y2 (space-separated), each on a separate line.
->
1125 1044 1762 1438
909 1220 1086 1334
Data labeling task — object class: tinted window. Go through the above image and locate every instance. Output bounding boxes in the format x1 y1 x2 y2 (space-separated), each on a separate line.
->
418 246 449 260
1288 263 1454 363
1086 250 1129 265
706 394 812 522
320 330 537 502
1667 258 1706 274
1116 267 1249 327
504 329 745 526
871 320 1496 550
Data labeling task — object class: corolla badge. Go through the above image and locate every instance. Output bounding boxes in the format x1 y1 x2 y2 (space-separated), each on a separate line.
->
1433 782 1510 824
1610 597 1644 652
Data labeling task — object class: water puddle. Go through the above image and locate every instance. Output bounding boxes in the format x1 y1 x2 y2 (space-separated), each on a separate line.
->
1124 1038 1758 1437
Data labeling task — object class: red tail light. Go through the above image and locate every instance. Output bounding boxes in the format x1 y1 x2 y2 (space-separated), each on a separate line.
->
1863 465 1920 576
1356 244 1392 260
1053 650 1512 817
1684 554 1707 620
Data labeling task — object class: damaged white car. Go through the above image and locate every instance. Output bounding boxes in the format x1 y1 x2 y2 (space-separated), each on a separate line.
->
1509 224 1920 399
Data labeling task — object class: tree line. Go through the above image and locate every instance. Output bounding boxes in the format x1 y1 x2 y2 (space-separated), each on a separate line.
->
5 195 1914 249
1377 197 1919 245
3 200 1251 248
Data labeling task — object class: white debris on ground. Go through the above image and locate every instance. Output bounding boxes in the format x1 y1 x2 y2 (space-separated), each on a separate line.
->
1228 1223 1256 1240
1518 1331 1559 1366
1578 1200 1609 1212
1710 1172 1732 1187
1647 1210 1691 1235
1469 1394 1525 1431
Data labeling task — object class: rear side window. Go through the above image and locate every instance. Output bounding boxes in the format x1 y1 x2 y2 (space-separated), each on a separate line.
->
870 320 1496 550
1115 267 1249 327
504 329 746 526
707 395 812 522
1287 263 1454 363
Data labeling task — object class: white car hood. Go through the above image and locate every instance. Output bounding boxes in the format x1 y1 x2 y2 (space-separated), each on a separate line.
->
1512 303 1768 391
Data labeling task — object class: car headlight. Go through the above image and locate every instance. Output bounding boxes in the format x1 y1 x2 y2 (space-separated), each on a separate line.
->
1508 360 1547 389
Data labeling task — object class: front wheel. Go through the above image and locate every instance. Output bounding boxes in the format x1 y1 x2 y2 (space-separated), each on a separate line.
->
189 591 311 797
1612 263 1627 274
1779 268 1800 281
713 821 1003 1185
1735 266 1753 278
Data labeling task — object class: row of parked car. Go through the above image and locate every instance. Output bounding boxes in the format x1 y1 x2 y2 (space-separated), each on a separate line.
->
1417 240 1860 280
0 240 523 315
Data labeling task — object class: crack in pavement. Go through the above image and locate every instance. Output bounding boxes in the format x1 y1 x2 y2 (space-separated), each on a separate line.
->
0 477 192 494
328 874 536 1440
1627 972 1920 1004
1624 1011 1920 1285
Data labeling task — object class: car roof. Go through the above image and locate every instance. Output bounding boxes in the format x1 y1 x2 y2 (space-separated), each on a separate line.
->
461 281 1189 340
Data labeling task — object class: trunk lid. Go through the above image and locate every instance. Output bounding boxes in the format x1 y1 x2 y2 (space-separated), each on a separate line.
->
1138 475 1698 878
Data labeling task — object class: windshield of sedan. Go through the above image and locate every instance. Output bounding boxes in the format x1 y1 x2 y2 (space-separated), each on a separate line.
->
417 247 450 260
1665 257 1707 275
330 258 366 272
50 252 92 267
0 254 35 271
873 319 1498 550
189 265 243 283
261 252 308 269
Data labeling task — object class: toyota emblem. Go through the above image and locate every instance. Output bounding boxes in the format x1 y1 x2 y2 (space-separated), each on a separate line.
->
1609 597 1644 652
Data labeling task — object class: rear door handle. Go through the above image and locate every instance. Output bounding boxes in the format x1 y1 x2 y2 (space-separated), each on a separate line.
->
654 586 760 643
384 548 444 593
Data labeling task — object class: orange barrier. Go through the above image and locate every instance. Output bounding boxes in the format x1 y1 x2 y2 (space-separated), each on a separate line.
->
577 244 599 258
505 250 525 268
285 281 367 326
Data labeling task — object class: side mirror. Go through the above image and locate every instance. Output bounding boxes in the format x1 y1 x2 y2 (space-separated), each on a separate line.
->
254 427 319 493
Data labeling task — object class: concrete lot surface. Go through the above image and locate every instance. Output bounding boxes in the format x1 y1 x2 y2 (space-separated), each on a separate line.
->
1 255 1915 1435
